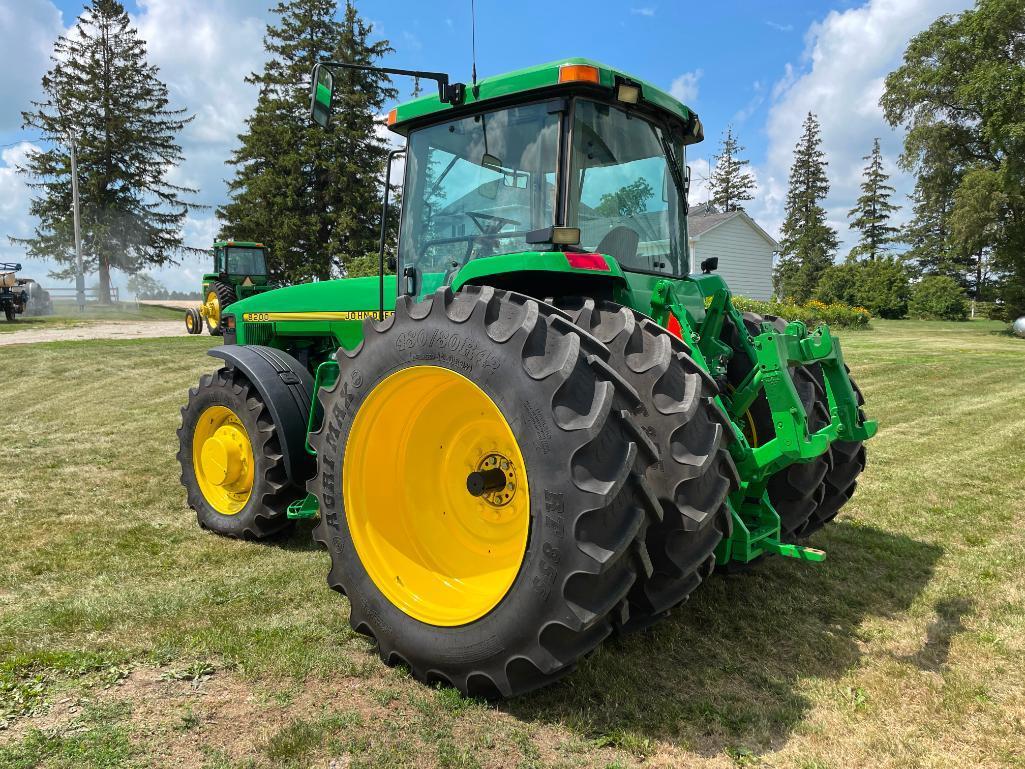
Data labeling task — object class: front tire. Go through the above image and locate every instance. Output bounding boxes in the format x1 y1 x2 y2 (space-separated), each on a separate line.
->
177 367 293 539
310 287 658 698
185 307 202 335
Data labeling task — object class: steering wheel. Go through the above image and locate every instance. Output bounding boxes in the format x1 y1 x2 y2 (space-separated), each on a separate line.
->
466 211 521 235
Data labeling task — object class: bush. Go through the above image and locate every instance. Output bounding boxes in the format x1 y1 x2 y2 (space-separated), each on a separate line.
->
908 275 970 321
731 296 871 329
815 258 910 319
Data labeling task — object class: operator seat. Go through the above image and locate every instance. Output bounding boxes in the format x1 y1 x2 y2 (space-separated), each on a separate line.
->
595 226 639 266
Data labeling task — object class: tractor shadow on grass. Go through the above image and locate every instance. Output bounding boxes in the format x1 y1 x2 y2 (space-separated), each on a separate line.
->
505 521 943 757
271 520 323 552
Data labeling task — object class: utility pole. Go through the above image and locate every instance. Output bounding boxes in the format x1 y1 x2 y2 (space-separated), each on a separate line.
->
69 137 85 311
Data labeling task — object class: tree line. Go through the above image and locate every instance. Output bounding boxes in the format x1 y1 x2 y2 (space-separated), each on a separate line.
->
8 0 1023 320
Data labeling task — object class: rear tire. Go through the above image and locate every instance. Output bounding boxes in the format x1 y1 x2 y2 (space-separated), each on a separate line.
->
4 304 15 322
802 366 867 536
206 281 236 336
555 298 737 628
310 286 659 698
725 313 864 540
177 367 293 539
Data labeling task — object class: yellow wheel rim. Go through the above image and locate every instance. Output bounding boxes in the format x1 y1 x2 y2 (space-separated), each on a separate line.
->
343 366 529 627
185 311 196 332
192 405 255 515
205 291 221 328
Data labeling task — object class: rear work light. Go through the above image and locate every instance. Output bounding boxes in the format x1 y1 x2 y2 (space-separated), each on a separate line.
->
559 64 600 84
565 253 610 271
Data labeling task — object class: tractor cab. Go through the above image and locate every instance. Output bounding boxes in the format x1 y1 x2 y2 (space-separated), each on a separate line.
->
211 241 269 286
312 58 703 309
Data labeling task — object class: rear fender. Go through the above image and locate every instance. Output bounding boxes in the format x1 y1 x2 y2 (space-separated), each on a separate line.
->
207 345 315 487
449 251 629 301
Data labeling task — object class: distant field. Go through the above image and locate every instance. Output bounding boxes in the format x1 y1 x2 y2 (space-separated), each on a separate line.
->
0 319 1022 769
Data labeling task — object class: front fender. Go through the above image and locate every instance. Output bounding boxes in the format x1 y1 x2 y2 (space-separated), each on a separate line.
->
207 345 315 487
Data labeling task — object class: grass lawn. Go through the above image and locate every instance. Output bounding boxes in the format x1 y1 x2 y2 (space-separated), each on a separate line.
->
0 301 182 334
0 319 1023 768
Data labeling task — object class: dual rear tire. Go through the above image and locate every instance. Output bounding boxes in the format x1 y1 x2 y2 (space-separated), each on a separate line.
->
725 312 867 541
307 288 737 697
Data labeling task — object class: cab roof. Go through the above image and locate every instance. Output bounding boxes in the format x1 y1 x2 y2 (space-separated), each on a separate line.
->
388 57 700 139
213 241 265 248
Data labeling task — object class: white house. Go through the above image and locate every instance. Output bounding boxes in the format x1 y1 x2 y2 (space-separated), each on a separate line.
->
687 208 778 300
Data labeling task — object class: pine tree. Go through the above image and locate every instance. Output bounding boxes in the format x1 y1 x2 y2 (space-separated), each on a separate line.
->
707 126 755 212
15 0 196 303
218 0 396 282
773 112 838 301
847 138 900 260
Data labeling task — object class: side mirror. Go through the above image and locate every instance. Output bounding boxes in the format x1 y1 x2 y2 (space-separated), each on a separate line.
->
684 165 692 196
310 64 334 127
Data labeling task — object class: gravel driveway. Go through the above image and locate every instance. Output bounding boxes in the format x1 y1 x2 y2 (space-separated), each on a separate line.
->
0 320 191 346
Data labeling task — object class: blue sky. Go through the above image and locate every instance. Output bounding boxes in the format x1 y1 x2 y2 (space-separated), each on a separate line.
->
0 0 972 292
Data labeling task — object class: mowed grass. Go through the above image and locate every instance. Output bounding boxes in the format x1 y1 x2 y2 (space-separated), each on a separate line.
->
1 319 1023 768
0 301 182 333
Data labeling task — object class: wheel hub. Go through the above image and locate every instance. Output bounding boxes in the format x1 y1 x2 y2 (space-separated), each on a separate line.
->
192 405 255 515
467 452 517 507
200 425 248 487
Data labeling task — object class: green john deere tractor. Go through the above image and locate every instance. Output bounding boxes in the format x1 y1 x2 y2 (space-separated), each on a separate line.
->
185 240 272 335
177 58 876 698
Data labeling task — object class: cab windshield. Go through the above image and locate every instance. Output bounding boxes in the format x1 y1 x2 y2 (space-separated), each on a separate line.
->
568 100 687 275
399 102 560 273
225 247 267 276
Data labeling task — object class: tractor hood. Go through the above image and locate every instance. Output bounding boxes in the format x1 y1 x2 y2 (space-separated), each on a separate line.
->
227 275 398 319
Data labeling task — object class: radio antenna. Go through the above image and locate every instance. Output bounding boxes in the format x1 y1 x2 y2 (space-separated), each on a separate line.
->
470 0 479 96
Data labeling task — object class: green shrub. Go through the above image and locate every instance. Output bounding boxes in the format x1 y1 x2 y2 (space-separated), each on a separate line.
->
815 258 910 319
731 296 871 329
986 302 1011 322
908 275 970 321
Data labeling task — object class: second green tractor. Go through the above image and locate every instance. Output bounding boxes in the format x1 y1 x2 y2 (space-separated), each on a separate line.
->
185 240 272 335
178 58 876 698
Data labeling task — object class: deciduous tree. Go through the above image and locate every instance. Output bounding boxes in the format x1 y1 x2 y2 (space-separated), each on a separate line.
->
883 0 1025 313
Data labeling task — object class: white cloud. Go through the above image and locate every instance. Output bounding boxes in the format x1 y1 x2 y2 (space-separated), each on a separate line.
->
0 143 39 253
631 7 656 17
669 69 702 105
765 20 794 33
751 0 973 253
0 0 62 133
